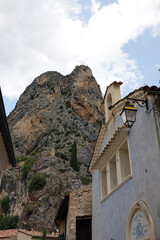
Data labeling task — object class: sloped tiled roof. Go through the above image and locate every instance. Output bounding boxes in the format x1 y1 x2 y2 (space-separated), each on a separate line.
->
89 126 129 171
0 229 17 238
112 85 160 109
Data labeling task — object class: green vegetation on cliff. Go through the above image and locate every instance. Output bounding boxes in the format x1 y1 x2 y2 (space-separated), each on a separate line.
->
22 157 35 179
70 141 79 171
0 215 19 230
29 172 46 192
1 196 10 213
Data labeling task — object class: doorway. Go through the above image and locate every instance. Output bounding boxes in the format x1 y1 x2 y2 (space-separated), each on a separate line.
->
76 217 92 240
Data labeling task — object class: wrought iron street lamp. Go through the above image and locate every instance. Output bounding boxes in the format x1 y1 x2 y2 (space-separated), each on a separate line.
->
120 102 137 128
120 98 148 128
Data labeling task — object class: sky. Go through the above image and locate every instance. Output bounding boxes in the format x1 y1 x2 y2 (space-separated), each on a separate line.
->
0 0 160 115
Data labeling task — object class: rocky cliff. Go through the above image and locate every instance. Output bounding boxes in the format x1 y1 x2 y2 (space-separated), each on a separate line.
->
0 65 104 231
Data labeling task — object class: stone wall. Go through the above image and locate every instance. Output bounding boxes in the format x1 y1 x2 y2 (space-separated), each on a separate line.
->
66 184 92 240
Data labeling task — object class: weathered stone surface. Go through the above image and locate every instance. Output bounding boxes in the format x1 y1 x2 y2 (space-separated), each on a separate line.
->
66 185 92 240
0 65 104 231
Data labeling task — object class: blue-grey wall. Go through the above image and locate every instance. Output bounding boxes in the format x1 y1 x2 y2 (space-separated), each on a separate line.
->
92 101 160 240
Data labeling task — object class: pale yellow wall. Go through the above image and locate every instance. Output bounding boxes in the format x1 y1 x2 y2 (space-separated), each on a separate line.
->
104 84 121 124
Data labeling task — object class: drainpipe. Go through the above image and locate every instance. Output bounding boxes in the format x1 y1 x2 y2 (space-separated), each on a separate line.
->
153 95 160 146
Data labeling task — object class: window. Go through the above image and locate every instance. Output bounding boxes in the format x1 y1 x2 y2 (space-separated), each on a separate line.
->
100 139 131 200
119 140 130 181
109 155 117 191
107 94 112 109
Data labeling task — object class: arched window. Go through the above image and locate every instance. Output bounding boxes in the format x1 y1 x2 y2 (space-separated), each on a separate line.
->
107 94 112 110
126 201 156 240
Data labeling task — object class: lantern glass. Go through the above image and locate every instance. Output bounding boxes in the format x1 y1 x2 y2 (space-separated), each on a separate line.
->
120 104 137 128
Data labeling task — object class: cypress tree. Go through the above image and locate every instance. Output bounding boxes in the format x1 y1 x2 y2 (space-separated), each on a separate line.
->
70 141 79 171
41 229 46 240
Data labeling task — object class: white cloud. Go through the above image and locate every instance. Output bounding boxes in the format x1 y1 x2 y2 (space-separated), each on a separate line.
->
90 0 100 13
0 0 160 99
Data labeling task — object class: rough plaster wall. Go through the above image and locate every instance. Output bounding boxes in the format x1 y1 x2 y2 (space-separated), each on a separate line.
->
92 101 160 240
67 185 92 240
17 232 31 240
10 237 17 240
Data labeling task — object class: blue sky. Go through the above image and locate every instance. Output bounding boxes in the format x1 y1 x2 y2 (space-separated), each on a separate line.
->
0 0 160 115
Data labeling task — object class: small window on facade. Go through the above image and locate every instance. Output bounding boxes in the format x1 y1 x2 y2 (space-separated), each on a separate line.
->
109 155 117 191
119 140 131 182
101 166 107 199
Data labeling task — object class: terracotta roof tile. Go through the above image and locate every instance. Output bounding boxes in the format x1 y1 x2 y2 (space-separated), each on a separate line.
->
112 85 160 109
0 229 17 238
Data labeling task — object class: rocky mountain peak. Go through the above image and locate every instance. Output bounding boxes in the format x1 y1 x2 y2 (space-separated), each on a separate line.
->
8 65 104 156
1 65 104 231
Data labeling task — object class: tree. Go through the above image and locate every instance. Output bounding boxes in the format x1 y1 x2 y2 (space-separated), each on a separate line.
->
1 196 10 213
70 141 79 171
41 229 47 240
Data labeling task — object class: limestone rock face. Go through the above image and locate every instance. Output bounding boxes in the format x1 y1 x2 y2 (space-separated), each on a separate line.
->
8 65 103 157
0 65 104 231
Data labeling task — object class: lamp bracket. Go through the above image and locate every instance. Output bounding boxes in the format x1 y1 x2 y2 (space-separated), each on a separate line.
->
127 98 148 111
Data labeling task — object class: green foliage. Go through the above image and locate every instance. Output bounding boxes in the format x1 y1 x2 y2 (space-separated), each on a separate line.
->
79 143 85 147
55 150 61 157
1 196 10 213
55 145 64 150
55 145 61 150
29 173 46 192
16 155 28 163
80 176 92 185
70 141 79 171
65 101 71 109
30 149 42 156
0 215 19 230
22 157 35 179
49 162 54 167
25 205 34 217
41 229 47 240
61 89 69 95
